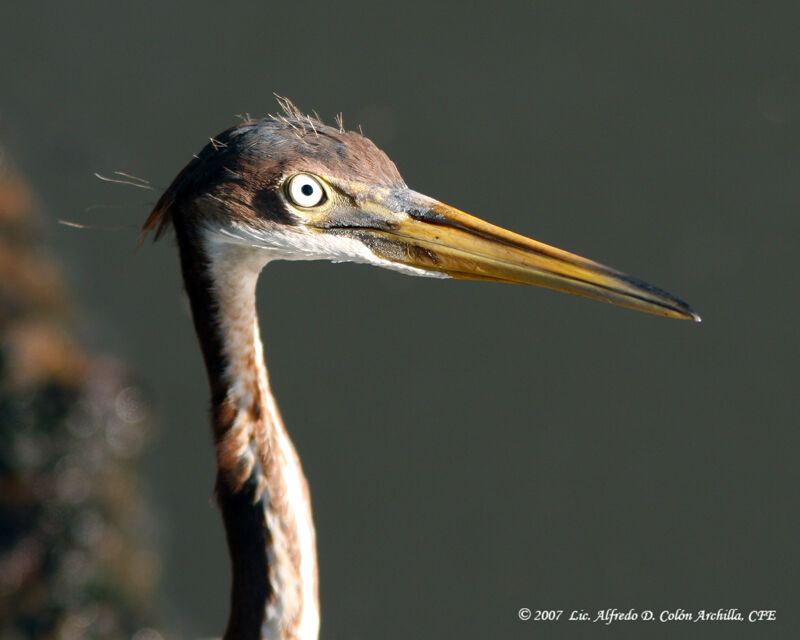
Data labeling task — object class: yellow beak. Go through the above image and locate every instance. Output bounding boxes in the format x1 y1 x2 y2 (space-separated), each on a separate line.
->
331 189 700 322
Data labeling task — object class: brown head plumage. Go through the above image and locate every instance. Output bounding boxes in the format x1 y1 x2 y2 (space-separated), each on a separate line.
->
142 97 405 243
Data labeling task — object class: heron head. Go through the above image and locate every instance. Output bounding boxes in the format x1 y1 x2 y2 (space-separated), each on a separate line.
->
144 101 699 322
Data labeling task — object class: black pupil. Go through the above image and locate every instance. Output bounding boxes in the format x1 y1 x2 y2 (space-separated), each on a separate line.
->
301 183 315 197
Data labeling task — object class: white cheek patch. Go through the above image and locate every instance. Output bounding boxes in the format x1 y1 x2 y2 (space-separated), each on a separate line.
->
210 222 450 279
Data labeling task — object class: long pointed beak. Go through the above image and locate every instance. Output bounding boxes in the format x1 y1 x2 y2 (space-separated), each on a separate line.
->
332 190 700 322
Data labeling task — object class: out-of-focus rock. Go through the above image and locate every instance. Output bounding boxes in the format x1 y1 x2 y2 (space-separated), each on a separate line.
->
0 140 163 640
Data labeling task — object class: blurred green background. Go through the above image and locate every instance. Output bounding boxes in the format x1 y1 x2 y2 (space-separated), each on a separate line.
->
1 2 797 638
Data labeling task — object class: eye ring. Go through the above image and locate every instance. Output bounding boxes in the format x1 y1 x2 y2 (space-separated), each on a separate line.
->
285 173 327 208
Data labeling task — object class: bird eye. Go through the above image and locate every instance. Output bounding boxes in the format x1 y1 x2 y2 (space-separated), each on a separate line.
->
286 174 327 208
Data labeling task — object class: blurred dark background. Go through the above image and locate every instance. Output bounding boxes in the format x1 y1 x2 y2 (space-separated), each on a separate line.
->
0 2 797 638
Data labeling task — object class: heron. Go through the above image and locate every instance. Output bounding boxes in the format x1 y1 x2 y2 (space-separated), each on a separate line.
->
142 98 699 640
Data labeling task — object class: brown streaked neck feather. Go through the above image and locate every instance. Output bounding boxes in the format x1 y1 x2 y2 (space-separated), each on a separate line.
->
172 207 319 640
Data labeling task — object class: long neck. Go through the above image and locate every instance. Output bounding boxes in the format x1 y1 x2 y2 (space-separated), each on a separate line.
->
175 221 319 640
